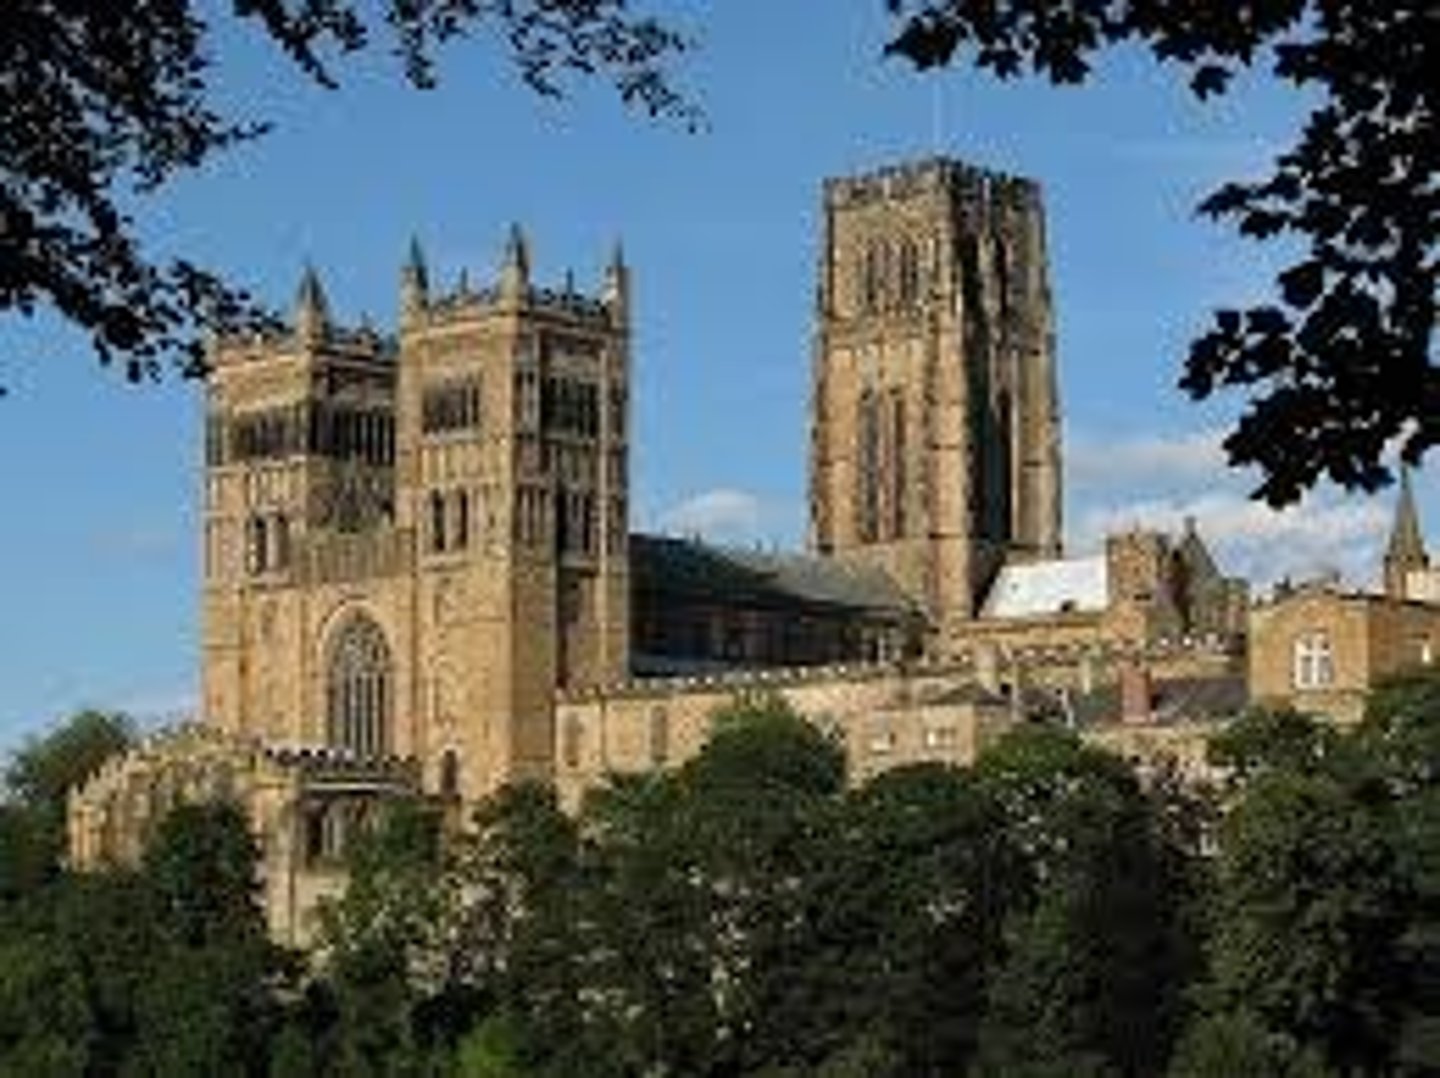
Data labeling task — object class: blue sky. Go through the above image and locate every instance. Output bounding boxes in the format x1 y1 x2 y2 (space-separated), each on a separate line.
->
0 2 1426 748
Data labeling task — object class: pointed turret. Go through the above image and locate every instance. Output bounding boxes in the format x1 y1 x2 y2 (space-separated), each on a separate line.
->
602 239 629 323
400 236 428 324
1384 467 1428 599
295 263 329 341
499 223 530 303
1176 515 1219 580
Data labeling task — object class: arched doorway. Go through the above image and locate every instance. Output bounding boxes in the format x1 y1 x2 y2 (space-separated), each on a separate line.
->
325 612 393 757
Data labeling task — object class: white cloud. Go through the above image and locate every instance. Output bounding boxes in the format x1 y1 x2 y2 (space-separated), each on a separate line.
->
1066 423 1402 589
1067 427 1230 489
1073 490 1389 590
654 488 803 547
658 488 762 537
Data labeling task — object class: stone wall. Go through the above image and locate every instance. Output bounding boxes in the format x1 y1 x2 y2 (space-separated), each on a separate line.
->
68 724 421 947
1250 586 1440 723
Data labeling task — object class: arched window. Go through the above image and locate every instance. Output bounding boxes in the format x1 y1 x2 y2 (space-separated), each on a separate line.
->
898 239 920 306
248 515 269 574
859 242 883 313
856 389 880 543
889 390 907 539
272 512 290 570
439 750 461 799
454 490 470 549
326 613 393 757
429 490 447 552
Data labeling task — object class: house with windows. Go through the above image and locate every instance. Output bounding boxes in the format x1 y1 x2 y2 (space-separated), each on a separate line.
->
1248 480 1440 724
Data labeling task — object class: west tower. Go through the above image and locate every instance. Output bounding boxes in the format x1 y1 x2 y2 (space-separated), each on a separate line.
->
396 230 631 794
809 158 1061 639
200 231 630 802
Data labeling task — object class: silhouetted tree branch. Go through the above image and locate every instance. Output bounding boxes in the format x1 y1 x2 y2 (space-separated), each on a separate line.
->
0 0 692 388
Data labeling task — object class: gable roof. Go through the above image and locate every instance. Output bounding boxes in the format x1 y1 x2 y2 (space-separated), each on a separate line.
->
630 534 918 617
981 555 1109 619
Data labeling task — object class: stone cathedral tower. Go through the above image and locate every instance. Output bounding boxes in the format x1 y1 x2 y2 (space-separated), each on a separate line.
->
809 158 1062 640
200 231 630 801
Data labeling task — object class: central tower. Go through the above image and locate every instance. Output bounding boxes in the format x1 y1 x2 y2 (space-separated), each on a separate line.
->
809 158 1061 637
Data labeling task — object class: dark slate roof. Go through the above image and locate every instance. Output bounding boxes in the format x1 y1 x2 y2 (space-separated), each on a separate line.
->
629 533 919 617
1063 674 1248 727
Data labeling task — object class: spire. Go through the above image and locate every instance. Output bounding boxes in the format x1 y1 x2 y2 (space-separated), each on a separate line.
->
404 235 428 292
400 236 428 325
295 263 329 340
1384 466 1428 598
603 237 629 320
499 223 530 302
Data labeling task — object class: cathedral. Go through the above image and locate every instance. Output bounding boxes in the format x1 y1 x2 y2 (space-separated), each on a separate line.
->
71 156 1274 942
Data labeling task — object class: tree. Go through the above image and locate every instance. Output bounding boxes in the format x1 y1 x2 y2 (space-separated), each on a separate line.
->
1167 1012 1333 1078
818 763 1019 1076
314 799 473 1076
1359 669 1440 1074
969 726 1199 1077
0 709 133 898
0 799 288 1075
885 1 1438 505
128 803 289 1076
2 0 692 388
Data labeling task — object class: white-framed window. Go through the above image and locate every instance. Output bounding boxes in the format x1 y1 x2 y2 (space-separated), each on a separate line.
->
1292 631 1335 689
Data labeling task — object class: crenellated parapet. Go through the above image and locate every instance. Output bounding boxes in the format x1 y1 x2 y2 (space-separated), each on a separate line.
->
822 156 1042 211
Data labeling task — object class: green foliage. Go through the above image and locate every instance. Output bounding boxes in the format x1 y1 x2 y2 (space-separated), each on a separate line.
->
15 685 1440 1075
886 0 1438 504
314 800 475 1076
0 797 284 1076
1178 682 1440 1075
1205 768 1407 1072
455 1014 532 1077
3 709 134 809
971 725 1197 1077
0 710 133 899
1168 1012 1333 1078
697 692 848 798
2 0 691 388
1207 706 1346 784
821 763 1017 1075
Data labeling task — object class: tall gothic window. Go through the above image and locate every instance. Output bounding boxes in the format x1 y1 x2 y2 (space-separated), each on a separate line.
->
326 614 392 757
897 239 920 307
857 389 880 543
429 490 447 553
859 242 882 314
890 391 907 539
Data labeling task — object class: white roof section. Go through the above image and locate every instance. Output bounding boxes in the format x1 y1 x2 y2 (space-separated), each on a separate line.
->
982 555 1109 619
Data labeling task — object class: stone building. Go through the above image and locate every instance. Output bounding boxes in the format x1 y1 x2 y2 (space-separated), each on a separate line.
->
1249 479 1440 724
71 156 1254 942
